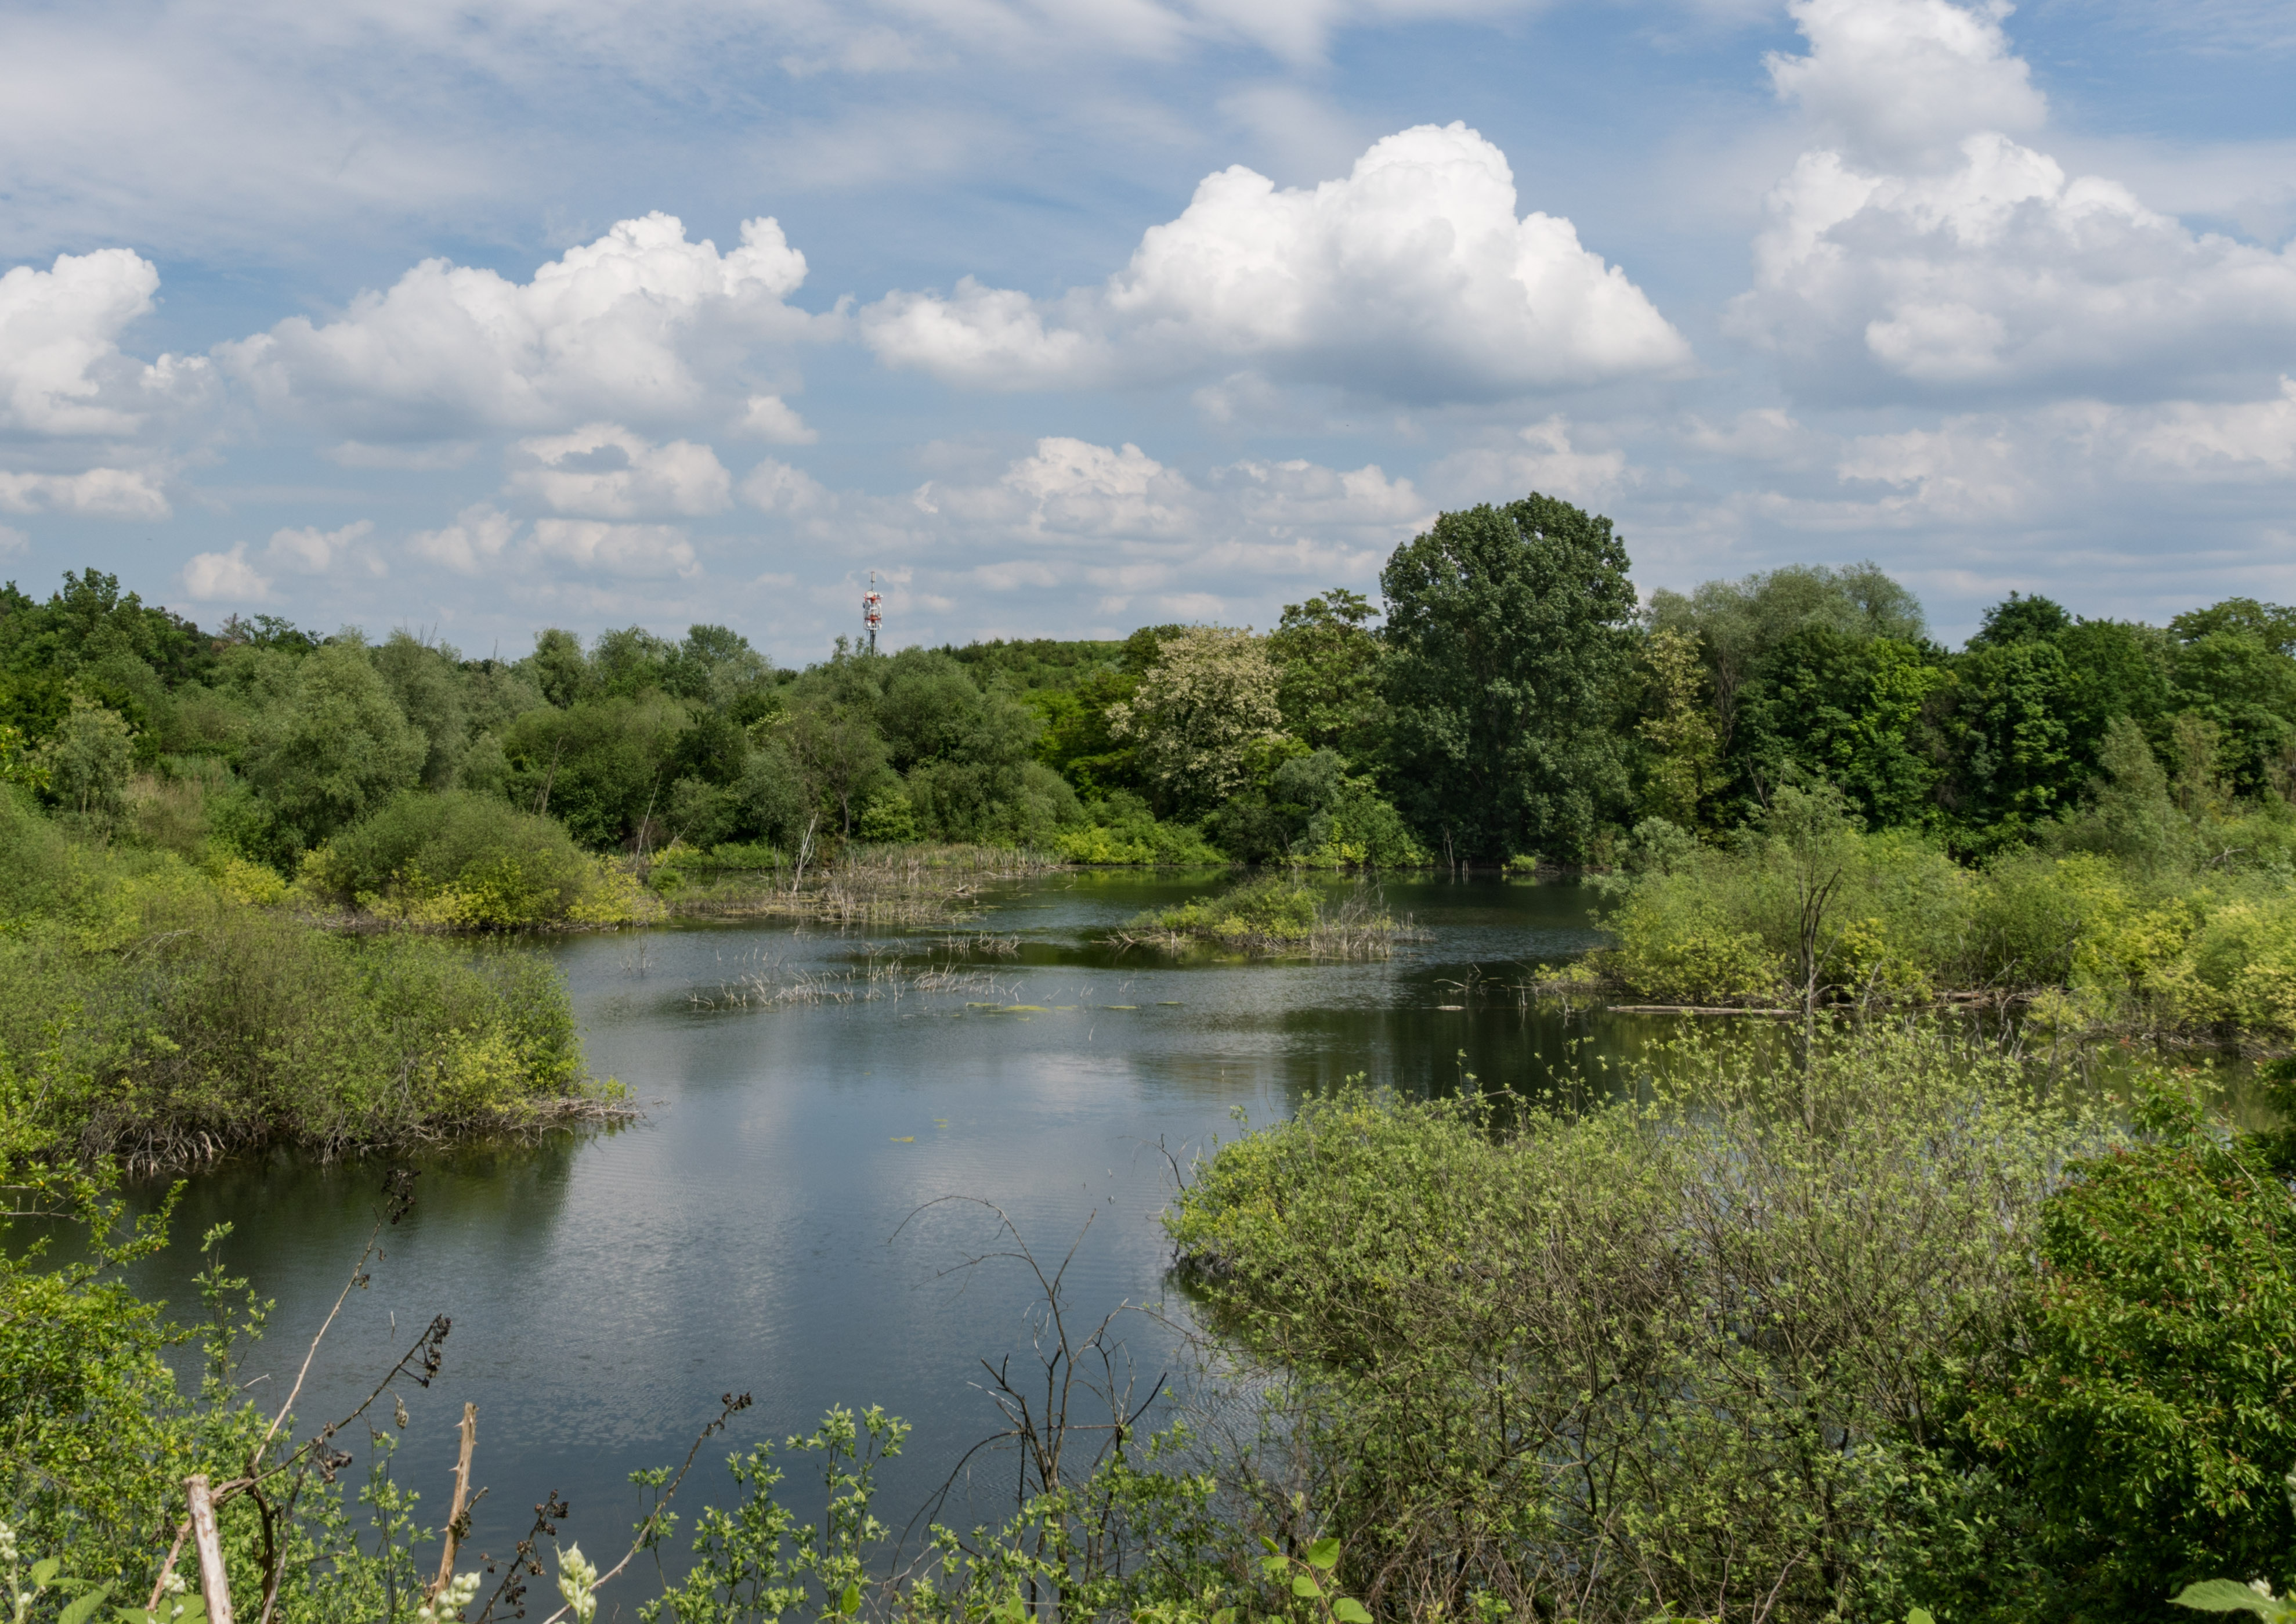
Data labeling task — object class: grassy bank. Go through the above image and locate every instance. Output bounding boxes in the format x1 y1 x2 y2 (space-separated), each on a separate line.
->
0 791 616 1170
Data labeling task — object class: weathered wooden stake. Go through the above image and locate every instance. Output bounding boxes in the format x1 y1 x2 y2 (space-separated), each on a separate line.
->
186 1474 234 1624
432 1402 480 1594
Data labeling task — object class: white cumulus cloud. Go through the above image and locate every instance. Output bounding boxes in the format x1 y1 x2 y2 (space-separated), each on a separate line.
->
0 248 212 437
740 457 833 514
218 215 825 441
737 394 819 444
0 465 171 518
746 434 1430 637
266 519 376 573
1731 0 2296 403
1429 416 1633 507
507 424 732 517
180 543 272 602
529 519 700 577
408 504 520 575
1767 0 2045 169
861 124 1690 403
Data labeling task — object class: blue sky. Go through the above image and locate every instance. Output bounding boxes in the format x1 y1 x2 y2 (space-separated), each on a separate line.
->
1 0 2292 659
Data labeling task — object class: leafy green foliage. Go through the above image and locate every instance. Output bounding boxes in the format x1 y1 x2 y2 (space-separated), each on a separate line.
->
302 790 605 927
1381 493 1636 862
1951 1088 2296 1619
1054 794 1223 865
240 640 427 860
0 792 595 1163
1267 590 1386 768
1167 1026 2112 1622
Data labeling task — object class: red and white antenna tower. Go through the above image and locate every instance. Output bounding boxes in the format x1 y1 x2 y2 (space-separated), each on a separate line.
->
862 571 883 654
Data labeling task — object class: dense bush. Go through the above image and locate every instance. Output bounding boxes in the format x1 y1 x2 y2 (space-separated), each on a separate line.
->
302 789 615 928
1593 762 2296 1039
1939 1080 2296 1619
1168 1024 2110 1622
1054 792 1224 865
1140 875 1322 941
0 791 596 1165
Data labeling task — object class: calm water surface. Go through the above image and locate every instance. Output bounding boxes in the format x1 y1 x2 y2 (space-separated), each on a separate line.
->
124 872 1629 1566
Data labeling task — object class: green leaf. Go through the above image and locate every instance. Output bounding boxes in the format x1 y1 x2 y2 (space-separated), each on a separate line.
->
1907 1611 1935 1624
1306 1539 1341 1572
2172 1581 2285 1615
60 1586 114 1624
1292 1575 1323 1600
1333 1600 1373 1624
31 1559 62 1589
1259 1535 1282 1556
839 1582 860 1616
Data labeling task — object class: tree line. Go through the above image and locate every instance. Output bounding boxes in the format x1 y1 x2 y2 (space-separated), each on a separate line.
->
6 494 2294 886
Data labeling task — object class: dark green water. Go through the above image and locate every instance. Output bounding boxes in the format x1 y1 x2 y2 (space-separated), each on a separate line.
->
122 872 1636 1567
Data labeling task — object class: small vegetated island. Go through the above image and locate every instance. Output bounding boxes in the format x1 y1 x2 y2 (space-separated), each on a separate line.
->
7 493 2296 1619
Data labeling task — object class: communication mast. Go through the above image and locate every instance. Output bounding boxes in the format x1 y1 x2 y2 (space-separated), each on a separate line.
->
862 571 883 654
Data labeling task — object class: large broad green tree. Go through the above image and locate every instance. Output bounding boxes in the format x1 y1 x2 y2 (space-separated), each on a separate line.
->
1379 494 1636 864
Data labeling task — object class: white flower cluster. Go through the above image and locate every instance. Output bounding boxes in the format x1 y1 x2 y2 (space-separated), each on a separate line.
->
415 1571 481 1624
556 1542 599 1624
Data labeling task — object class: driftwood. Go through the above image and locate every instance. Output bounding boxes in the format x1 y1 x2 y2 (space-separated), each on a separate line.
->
1604 1005 1801 1017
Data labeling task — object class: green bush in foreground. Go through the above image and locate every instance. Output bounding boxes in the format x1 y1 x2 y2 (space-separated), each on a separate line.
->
10 1019 2296 1623
1943 1077 2296 1620
1167 1024 2119 1622
1169 1025 2296 1622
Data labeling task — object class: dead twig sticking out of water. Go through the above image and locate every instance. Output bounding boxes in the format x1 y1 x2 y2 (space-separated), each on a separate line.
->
887 1197 1163 1600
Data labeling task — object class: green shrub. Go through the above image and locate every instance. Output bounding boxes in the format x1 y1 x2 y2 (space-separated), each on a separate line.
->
0 793 598 1164
1944 1081 2296 1619
906 759 1081 847
240 639 426 858
1054 792 1224 865
1167 1024 2111 1622
1139 876 1321 940
1293 778 1430 868
303 790 602 928
1597 800 2296 1039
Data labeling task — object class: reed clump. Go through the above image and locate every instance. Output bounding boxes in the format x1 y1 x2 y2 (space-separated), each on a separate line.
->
687 940 1022 1012
648 843 1064 929
1118 876 1418 959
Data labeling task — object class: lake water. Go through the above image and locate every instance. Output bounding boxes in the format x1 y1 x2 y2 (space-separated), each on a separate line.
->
122 872 1624 1572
